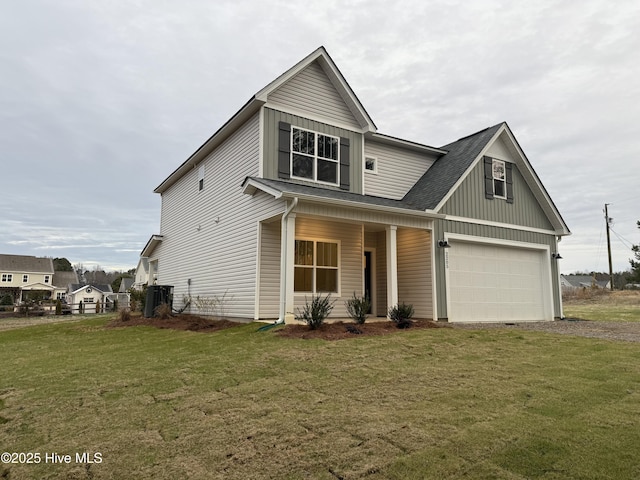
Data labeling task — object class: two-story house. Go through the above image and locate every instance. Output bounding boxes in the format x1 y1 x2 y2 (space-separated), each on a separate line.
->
141 47 570 323
0 254 55 304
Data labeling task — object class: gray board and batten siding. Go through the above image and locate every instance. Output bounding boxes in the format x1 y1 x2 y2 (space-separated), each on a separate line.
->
262 108 364 194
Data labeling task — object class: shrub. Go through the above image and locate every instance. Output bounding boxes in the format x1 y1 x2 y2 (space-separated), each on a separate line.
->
388 303 414 329
155 302 172 319
55 299 62 315
95 299 102 314
295 294 335 330
345 293 370 325
117 308 131 322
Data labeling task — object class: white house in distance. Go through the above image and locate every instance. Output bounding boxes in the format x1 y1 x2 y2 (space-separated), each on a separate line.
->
67 284 114 314
139 47 570 323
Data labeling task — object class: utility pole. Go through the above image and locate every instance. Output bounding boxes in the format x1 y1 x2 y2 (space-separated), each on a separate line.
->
604 203 614 290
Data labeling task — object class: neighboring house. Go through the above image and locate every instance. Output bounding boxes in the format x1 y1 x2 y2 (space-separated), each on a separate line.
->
119 277 134 293
561 275 610 290
140 47 570 323
0 254 55 303
52 270 80 301
67 284 114 314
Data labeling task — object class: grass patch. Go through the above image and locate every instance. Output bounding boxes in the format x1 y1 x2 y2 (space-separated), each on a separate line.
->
564 290 640 322
1 316 640 479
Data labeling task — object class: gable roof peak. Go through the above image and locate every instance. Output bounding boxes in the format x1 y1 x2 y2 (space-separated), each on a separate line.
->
255 46 377 132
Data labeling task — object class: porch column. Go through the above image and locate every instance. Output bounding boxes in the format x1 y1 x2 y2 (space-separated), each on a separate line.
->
386 225 398 316
279 213 296 323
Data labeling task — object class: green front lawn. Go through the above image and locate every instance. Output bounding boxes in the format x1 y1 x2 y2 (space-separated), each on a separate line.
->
1 316 639 479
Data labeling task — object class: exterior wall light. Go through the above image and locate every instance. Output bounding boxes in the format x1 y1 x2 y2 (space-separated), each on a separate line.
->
438 240 451 248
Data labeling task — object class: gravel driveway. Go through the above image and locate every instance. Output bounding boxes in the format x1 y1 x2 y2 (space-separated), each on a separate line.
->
453 318 640 342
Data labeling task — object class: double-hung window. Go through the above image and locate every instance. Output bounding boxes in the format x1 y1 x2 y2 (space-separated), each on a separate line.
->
294 239 339 293
1 274 12 282
23 275 29 283
492 159 506 199
291 127 339 185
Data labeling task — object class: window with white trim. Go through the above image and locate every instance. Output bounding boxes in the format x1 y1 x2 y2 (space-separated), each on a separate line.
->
492 159 506 199
198 165 205 192
1 274 12 282
294 239 339 293
364 156 377 174
291 127 339 185
23 275 29 283
44 275 50 284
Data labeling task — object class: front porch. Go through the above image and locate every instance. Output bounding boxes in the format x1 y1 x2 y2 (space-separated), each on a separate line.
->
256 207 435 322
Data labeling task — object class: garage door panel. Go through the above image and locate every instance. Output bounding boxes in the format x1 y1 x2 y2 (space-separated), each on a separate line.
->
447 240 550 323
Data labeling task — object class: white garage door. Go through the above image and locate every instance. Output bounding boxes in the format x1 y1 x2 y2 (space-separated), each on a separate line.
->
446 240 551 322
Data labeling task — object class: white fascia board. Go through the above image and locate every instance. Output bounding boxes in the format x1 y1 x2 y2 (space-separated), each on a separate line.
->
434 124 570 236
154 98 264 194
434 125 505 212
242 178 284 199
367 132 448 156
141 234 164 257
443 215 561 236
280 192 445 219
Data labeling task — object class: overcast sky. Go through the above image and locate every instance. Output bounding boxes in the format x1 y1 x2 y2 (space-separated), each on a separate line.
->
1 0 639 275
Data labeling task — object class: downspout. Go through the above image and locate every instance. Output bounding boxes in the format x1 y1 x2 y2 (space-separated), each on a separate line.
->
276 197 298 324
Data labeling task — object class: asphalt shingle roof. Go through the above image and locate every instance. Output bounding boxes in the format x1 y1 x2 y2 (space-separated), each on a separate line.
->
0 254 54 274
403 123 503 210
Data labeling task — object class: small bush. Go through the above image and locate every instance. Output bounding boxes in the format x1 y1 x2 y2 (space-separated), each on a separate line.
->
55 299 62 315
117 308 131 322
155 302 172 320
388 303 414 329
345 293 370 325
95 299 102 314
295 294 335 330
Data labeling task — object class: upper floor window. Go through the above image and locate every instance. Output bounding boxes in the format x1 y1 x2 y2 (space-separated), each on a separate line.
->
23 275 28 283
492 159 506 198
198 165 205 192
364 157 377 174
44 275 50 284
1 274 13 282
291 127 339 185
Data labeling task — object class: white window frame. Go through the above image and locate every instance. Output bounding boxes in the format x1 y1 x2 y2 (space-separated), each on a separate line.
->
364 156 378 174
290 127 340 186
294 237 341 295
198 165 205 192
44 275 50 284
23 274 29 283
1 274 12 282
492 159 506 199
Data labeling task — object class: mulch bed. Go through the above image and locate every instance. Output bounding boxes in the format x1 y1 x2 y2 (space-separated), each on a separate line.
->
107 314 447 340
275 319 448 340
106 314 242 333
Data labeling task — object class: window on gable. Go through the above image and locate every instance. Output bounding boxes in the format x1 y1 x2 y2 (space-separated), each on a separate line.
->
492 159 506 199
291 127 339 185
294 239 339 293
364 156 377 174
198 165 205 192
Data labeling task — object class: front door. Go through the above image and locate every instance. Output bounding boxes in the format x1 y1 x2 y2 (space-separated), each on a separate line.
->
363 250 375 315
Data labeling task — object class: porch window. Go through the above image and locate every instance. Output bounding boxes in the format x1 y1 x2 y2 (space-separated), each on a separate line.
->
294 239 339 293
291 127 339 185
